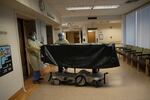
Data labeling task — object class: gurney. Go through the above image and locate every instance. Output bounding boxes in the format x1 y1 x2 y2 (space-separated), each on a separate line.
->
41 43 120 87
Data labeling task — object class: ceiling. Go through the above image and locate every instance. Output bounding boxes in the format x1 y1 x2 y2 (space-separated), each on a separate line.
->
46 0 150 30
46 0 150 18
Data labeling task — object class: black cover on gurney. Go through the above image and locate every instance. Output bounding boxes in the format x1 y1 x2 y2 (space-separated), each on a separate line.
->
41 44 120 69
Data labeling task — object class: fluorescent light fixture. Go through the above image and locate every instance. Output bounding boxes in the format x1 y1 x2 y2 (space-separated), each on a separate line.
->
66 7 91 10
93 5 120 9
66 5 120 11
109 20 121 23
88 30 94 32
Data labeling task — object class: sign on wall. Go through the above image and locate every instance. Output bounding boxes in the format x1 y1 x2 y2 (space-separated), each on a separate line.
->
0 45 13 77
99 34 103 40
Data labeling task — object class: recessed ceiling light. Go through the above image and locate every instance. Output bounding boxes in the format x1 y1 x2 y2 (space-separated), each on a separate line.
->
66 5 120 11
66 7 91 10
93 5 120 9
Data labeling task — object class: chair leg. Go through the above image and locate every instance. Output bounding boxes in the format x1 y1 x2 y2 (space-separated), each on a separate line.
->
131 55 134 67
137 57 140 71
145 60 149 76
137 64 140 72
123 55 125 61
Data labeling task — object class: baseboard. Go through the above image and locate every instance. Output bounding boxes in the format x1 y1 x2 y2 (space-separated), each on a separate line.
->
8 88 24 100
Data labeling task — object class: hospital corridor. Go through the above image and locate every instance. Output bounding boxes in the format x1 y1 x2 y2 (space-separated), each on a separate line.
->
0 0 150 100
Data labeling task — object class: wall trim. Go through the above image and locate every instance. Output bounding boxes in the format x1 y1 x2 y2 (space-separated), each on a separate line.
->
8 88 24 100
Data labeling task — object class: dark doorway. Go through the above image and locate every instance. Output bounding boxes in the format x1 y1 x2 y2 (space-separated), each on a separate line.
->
80 30 83 43
17 18 28 80
17 18 36 80
46 25 53 44
66 31 80 43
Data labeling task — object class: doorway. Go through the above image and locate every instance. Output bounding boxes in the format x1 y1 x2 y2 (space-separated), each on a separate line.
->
46 25 53 44
17 18 36 80
87 31 96 43
66 31 80 43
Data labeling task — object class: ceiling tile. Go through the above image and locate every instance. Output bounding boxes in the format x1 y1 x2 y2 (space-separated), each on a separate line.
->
46 0 150 17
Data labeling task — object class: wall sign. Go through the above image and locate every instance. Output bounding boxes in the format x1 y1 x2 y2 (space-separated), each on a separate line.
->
0 45 13 77
99 34 103 40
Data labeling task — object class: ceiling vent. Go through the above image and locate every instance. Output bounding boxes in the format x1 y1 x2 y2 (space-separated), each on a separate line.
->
125 0 140 4
88 17 97 20
88 28 97 30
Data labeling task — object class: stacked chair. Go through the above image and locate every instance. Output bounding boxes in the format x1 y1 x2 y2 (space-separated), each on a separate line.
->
116 47 124 57
137 48 150 75
147 60 150 75
131 47 143 67
122 45 134 61
116 44 150 76
125 46 138 64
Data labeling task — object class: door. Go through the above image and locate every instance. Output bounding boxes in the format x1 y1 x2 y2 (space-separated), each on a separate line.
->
74 32 80 43
17 18 28 79
23 20 36 77
66 31 80 43
17 18 36 80
46 25 53 44
87 32 96 43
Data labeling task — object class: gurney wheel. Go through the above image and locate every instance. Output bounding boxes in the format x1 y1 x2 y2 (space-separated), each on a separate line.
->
48 72 52 82
93 80 101 87
52 79 60 85
75 75 86 86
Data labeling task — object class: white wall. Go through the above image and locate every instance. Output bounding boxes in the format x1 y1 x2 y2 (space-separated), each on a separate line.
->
40 21 47 44
60 23 122 44
0 5 24 100
36 19 47 44
46 2 61 24
16 0 61 24
16 0 62 44
53 27 61 43
82 26 88 43
97 23 122 44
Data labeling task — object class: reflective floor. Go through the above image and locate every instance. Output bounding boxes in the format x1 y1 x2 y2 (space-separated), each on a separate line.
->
13 57 150 100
